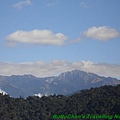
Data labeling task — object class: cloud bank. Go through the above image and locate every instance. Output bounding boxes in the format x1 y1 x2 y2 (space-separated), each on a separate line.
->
0 60 120 79
6 30 68 46
83 26 119 40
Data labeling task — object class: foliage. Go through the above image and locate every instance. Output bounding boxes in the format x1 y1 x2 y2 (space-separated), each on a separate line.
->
0 84 120 120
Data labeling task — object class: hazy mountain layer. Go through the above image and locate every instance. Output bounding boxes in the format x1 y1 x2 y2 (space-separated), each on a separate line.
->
0 70 120 98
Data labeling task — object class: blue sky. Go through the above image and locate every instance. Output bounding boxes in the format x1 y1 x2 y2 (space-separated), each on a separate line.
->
0 0 120 78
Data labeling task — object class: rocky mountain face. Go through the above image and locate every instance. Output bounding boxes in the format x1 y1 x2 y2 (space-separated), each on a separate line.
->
0 70 120 98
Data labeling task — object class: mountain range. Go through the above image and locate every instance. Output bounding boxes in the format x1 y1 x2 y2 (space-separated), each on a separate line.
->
0 70 120 98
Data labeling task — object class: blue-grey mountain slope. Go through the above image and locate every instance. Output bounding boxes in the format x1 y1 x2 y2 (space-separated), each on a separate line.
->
0 70 120 98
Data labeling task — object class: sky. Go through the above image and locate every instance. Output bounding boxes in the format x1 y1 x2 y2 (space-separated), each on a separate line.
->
0 0 120 78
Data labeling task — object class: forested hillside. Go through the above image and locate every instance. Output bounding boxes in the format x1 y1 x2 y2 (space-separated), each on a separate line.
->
0 84 120 120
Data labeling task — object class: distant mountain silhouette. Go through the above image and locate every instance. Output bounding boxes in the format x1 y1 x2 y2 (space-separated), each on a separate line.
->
0 70 120 98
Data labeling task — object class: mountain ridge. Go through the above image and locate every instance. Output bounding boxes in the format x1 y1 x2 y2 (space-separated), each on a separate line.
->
0 69 120 98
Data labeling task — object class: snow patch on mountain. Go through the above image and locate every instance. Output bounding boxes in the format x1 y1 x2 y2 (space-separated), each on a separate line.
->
34 93 48 98
34 93 43 98
46 78 54 83
0 88 7 95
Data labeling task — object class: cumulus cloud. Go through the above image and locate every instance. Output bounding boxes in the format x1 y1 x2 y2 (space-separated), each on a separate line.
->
83 26 119 40
0 60 120 79
6 30 68 46
13 0 31 9
5 26 119 47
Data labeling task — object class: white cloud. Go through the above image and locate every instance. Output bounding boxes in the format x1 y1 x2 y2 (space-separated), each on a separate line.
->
14 0 31 9
6 30 68 46
5 26 120 47
83 26 120 40
46 0 59 7
0 60 120 79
